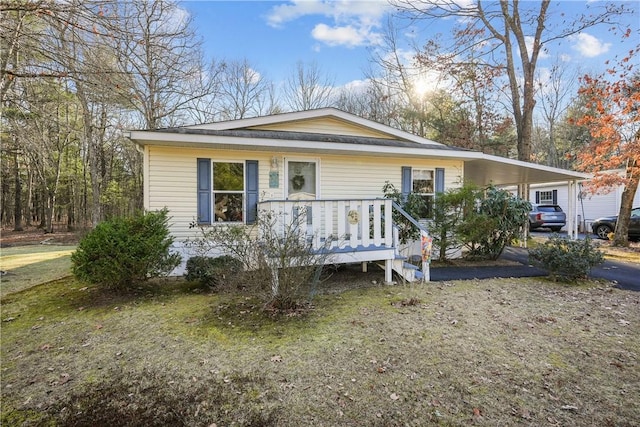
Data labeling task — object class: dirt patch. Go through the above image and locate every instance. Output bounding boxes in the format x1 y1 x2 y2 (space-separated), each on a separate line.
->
2 273 638 426
1 227 82 248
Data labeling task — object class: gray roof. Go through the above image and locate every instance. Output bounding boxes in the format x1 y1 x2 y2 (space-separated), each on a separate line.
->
156 127 465 151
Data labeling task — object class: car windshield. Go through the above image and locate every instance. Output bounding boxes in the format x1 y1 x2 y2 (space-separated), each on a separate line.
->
537 206 562 212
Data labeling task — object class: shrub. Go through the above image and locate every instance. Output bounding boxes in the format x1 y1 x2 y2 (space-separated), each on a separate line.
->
185 255 242 289
187 209 333 311
430 183 479 261
382 181 427 244
457 186 531 260
71 209 181 291
529 235 604 282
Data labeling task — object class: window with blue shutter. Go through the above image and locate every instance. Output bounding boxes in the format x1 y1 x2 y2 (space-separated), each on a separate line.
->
401 166 442 219
197 158 258 225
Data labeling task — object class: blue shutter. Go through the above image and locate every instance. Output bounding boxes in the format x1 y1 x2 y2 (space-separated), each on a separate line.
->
552 189 558 204
435 168 445 193
535 191 540 204
197 158 211 224
246 160 259 224
401 166 412 200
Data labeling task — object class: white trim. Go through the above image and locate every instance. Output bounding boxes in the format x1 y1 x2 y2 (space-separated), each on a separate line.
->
130 131 487 161
143 145 150 210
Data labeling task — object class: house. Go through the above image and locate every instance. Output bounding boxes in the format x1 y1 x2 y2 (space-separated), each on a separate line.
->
127 108 589 282
515 172 640 233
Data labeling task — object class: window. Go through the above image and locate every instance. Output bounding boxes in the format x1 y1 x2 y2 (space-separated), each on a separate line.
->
197 159 258 225
213 162 244 222
539 191 554 204
412 169 434 218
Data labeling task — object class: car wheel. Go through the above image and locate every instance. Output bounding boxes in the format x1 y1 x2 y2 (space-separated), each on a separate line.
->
550 227 562 232
595 224 613 239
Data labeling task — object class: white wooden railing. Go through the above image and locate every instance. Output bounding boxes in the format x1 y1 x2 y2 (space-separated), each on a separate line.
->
258 198 394 251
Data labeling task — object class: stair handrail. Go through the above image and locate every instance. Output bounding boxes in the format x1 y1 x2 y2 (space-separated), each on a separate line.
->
390 201 429 235
390 201 432 282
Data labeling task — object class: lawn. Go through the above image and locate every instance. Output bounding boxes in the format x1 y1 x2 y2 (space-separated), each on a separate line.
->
1 261 638 426
0 245 76 298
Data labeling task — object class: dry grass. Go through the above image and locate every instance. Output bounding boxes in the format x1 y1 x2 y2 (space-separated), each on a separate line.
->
2 263 638 426
0 245 75 298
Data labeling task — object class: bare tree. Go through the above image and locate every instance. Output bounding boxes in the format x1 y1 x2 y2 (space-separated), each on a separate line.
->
534 59 581 168
282 61 335 111
110 0 216 129
392 0 632 165
217 58 278 120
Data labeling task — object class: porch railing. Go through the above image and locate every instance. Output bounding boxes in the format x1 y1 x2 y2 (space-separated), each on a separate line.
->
258 198 394 251
257 198 431 282
391 201 432 281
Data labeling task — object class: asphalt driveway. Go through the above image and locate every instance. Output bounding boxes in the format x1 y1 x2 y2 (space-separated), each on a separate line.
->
431 246 640 292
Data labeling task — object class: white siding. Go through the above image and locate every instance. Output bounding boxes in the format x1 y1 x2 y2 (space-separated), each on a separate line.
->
248 117 395 139
147 146 464 241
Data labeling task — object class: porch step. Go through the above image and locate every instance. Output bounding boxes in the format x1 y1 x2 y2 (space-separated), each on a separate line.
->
375 259 423 283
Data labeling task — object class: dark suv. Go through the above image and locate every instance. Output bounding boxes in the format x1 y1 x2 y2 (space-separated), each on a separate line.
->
529 204 566 232
591 207 640 240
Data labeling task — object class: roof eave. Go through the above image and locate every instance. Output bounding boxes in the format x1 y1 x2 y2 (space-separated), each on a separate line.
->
128 130 476 160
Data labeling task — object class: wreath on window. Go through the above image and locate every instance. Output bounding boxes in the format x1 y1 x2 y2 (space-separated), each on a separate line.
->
291 174 305 190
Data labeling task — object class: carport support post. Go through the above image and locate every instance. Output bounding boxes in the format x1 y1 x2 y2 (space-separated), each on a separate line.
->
567 180 578 239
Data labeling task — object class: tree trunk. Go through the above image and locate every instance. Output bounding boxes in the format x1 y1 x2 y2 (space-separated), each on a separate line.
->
613 161 639 246
25 168 33 227
12 147 23 231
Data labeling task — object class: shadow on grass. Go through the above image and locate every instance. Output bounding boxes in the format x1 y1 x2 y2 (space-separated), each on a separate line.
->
4 366 282 427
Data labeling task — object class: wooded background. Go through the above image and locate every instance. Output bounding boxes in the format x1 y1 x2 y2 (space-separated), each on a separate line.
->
1 0 637 236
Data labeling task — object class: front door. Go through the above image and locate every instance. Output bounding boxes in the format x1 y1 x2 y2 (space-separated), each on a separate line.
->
286 160 318 200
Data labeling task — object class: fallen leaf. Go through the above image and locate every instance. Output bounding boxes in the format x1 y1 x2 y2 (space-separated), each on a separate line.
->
390 392 399 401
40 344 51 351
473 407 482 417
59 373 71 385
618 319 630 326
95 324 103 330
271 355 282 362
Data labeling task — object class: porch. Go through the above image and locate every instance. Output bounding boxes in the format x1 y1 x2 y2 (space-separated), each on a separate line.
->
258 198 431 283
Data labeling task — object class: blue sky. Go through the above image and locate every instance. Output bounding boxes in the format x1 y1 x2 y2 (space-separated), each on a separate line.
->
181 0 639 89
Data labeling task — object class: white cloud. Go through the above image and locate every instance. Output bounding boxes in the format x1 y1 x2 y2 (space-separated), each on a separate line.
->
266 0 391 48
311 23 381 47
522 36 549 59
569 32 611 58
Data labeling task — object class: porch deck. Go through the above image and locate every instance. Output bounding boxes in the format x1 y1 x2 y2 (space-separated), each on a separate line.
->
258 198 430 283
